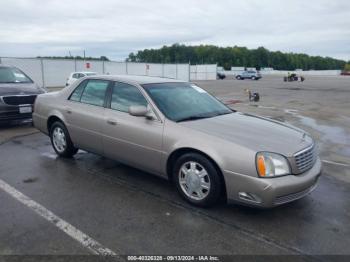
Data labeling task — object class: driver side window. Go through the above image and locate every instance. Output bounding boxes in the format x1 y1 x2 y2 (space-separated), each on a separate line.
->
110 82 148 113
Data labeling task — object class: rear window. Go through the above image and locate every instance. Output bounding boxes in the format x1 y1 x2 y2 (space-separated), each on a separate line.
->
0 67 33 83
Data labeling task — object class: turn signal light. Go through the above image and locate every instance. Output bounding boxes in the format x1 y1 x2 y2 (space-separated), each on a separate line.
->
257 155 266 177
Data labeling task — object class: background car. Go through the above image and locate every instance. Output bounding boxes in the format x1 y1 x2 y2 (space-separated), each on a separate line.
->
66 71 97 86
236 70 262 80
0 65 46 123
217 71 226 80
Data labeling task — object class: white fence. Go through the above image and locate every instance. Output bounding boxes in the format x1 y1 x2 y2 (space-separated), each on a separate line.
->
190 64 217 80
260 69 341 76
0 57 217 87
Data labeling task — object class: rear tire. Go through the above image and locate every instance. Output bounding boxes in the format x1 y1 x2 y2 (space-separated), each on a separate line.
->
50 121 78 158
173 153 223 207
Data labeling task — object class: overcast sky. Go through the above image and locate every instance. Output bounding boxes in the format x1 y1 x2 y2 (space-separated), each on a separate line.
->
0 0 349 61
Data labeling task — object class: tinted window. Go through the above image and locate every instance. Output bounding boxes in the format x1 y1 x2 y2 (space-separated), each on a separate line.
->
0 67 33 83
80 80 109 106
110 82 148 113
72 73 79 79
69 80 86 102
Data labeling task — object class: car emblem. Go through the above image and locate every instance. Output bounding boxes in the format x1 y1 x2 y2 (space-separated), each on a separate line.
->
301 133 306 142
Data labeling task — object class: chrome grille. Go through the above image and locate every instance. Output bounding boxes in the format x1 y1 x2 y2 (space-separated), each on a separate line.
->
2 95 36 105
294 145 316 174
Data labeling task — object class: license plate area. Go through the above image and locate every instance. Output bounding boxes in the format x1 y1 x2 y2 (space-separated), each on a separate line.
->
19 106 32 114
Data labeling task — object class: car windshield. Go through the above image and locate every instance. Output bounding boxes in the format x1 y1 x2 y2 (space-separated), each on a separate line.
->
142 82 233 122
0 67 33 83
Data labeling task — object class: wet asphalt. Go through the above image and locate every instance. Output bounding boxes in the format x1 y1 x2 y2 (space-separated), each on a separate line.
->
0 76 349 257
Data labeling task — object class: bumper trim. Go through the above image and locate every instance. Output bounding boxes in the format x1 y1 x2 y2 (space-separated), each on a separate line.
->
273 182 317 206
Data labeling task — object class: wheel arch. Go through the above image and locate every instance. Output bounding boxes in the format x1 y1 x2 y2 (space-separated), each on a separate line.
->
166 147 227 200
47 114 64 134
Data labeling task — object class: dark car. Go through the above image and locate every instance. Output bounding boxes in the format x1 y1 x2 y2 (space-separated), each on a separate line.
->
217 72 226 80
236 70 262 80
0 65 46 123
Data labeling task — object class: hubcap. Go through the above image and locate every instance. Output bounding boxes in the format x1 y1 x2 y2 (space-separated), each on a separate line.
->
52 127 66 153
178 161 211 201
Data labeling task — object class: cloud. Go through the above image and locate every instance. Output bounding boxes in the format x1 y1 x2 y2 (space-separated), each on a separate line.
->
0 0 349 60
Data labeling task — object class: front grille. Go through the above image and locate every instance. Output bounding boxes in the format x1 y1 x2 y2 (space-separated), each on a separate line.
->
294 145 316 174
2 95 37 106
274 183 317 205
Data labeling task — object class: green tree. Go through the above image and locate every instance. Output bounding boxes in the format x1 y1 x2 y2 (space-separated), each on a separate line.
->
344 63 350 72
127 44 346 70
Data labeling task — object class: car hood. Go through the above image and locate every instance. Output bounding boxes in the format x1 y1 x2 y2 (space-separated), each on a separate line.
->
0 83 45 96
179 112 313 156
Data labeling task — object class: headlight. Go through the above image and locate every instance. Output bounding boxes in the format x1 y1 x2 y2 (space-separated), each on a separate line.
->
256 152 291 177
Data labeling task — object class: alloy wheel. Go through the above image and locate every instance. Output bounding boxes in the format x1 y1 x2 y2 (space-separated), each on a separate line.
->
52 127 67 153
178 161 211 200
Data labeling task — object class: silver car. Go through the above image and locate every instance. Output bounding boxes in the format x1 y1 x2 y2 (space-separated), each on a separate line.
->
33 75 321 208
236 71 262 80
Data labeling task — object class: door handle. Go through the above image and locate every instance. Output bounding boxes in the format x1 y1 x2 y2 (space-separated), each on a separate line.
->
107 119 117 125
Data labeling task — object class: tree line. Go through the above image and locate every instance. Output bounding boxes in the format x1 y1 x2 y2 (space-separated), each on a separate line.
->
127 44 347 71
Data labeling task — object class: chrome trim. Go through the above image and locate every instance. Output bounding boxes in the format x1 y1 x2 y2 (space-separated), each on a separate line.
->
238 192 262 204
294 143 314 156
274 183 317 205
293 143 317 174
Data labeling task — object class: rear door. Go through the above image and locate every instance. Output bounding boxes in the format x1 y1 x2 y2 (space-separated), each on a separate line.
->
102 81 164 174
64 79 111 154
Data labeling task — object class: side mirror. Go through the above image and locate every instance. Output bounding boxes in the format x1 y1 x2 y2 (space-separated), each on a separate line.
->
128 105 153 119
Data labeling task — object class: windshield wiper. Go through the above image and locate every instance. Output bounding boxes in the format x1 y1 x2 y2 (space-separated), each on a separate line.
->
177 111 233 122
177 114 216 122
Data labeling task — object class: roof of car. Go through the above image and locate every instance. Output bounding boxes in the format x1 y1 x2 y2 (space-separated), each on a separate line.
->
85 75 186 84
72 71 97 74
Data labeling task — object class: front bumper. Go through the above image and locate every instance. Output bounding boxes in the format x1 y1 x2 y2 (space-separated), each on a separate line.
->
224 157 322 208
0 105 33 122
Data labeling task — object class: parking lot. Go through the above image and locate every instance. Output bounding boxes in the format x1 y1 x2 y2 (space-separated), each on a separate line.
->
0 75 350 257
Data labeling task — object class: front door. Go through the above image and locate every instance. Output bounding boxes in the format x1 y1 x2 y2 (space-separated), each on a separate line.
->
102 81 163 174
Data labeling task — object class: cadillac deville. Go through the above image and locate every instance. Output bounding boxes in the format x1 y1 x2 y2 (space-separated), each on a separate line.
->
33 75 321 208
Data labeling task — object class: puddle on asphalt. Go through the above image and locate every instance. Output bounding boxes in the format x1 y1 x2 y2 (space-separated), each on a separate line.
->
284 109 350 157
41 152 58 159
249 104 277 110
298 116 349 145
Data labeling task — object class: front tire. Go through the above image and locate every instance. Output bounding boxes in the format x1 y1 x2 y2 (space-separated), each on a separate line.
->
50 121 78 158
173 153 223 207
